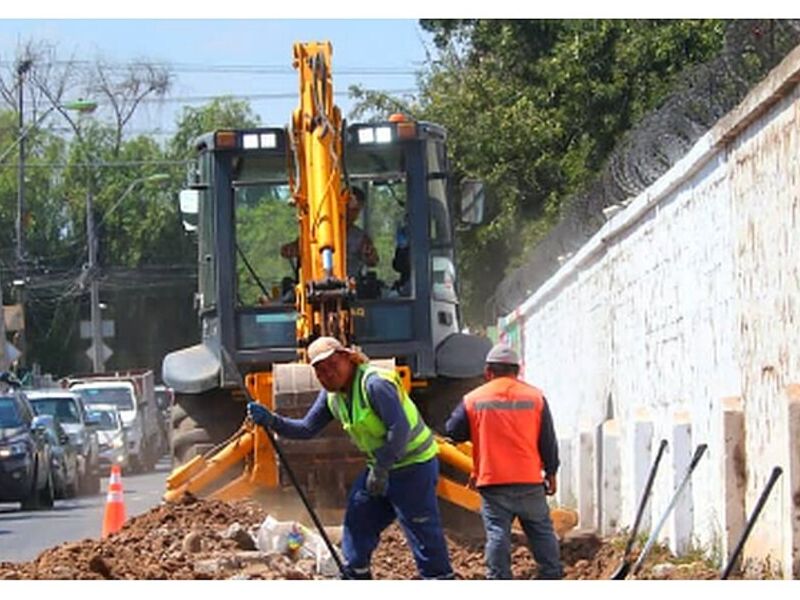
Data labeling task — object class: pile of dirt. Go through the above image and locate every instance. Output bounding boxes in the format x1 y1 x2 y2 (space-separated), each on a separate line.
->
0 495 725 580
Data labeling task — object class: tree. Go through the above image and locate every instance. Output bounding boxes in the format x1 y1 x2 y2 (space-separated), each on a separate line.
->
386 19 730 324
168 97 260 159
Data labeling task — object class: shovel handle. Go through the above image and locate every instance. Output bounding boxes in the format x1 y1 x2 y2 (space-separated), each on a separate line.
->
720 466 783 580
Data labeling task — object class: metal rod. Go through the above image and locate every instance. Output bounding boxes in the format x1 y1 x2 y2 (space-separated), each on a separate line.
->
720 466 783 579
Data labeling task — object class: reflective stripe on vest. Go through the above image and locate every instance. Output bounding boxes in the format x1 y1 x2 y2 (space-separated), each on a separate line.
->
464 377 545 486
326 364 438 469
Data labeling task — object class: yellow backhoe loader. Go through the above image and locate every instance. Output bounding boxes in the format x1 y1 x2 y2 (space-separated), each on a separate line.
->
162 42 577 537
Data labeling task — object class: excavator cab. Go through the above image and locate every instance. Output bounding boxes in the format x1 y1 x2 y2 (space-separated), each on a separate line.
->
177 119 484 369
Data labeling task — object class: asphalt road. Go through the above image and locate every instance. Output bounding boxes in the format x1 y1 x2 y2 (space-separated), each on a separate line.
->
0 456 171 563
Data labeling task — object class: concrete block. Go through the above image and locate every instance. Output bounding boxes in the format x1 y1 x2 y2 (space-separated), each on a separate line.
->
578 429 596 531
601 419 622 536
670 412 694 555
721 396 746 569
557 438 576 508
632 413 656 534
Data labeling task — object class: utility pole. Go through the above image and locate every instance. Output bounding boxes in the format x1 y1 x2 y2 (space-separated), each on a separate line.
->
86 184 104 373
15 58 33 371
16 58 32 266
0 276 6 373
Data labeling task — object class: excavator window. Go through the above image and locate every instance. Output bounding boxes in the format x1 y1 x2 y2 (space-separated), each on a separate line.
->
350 178 409 299
234 182 296 306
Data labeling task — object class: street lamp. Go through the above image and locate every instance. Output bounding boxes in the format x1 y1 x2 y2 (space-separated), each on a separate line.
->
86 172 170 373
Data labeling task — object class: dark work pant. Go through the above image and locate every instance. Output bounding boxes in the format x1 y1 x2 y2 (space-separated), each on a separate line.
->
479 483 563 579
341 456 453 579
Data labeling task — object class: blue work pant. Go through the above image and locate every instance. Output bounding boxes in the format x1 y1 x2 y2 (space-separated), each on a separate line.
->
341 456 453 579
479 483 563 579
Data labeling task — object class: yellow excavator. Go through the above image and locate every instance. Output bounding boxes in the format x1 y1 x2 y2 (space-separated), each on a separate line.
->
162 42 576 535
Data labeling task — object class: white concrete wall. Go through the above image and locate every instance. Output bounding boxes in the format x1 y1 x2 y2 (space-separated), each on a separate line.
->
498 45 800 577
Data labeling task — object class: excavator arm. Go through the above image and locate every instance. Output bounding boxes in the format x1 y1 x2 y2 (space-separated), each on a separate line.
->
289 41 352 347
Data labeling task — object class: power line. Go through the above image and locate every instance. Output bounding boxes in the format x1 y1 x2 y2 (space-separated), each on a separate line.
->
133 88 417 104
0 60 422 76
0 159 190 170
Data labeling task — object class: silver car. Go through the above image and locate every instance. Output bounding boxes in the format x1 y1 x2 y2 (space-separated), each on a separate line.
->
86 404 129 470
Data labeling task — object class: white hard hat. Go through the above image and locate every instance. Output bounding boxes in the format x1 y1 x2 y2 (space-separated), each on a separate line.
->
485 343 520 366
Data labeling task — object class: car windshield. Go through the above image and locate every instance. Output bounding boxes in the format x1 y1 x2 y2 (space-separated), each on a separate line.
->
30 397 81 424
0 397 22 427
74 388 134 411
93 410 119 431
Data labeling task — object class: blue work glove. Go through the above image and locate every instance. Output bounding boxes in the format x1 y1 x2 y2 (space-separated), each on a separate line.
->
247 402 277 429
365 465 389 497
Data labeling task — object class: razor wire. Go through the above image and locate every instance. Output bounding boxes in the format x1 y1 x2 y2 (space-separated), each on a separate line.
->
488 19 800 322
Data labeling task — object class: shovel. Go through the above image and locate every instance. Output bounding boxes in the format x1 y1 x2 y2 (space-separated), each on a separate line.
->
630 442 708 576
610 438 669 579
720 465 783 579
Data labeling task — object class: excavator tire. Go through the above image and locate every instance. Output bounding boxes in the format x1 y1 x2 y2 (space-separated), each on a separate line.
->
413 374 485 434
413 374 487 535
171 389 247 467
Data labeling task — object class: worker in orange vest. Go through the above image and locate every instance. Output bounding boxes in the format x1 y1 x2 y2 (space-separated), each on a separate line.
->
445 342 563 579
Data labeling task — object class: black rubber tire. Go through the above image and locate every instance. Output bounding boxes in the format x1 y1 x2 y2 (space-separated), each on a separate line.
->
413 375 485 433
22 464 55 510
38 471 55 509
20 463 41 510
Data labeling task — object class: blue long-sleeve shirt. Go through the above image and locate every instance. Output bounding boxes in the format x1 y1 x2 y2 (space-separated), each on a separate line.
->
270 373 410 471
445 393 560 476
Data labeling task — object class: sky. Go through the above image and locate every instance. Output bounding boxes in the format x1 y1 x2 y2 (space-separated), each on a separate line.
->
0 6 793 138
0 18 434 139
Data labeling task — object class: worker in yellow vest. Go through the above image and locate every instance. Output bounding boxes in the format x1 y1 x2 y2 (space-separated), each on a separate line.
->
247 336 453 579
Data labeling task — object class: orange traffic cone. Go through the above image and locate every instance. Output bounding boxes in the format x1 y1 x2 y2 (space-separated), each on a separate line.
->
101 464 127 538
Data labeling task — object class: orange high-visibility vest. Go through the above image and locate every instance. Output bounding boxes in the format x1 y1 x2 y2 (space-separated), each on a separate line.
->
464 376 546 487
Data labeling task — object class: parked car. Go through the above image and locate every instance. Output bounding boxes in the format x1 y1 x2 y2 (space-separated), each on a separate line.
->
0 386 55 510
27 389 102 495
34 414 79 499
87 404 129 471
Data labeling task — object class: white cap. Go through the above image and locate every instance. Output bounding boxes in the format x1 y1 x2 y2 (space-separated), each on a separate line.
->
308 336 352 366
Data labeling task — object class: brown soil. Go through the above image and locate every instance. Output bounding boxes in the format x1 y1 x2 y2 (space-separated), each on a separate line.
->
0 495 742 580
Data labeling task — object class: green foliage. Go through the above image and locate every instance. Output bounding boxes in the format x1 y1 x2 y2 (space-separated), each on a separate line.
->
411 19 726 324
168 97 260 159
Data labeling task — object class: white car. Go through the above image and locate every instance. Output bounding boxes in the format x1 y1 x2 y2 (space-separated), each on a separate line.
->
86 404 129 470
